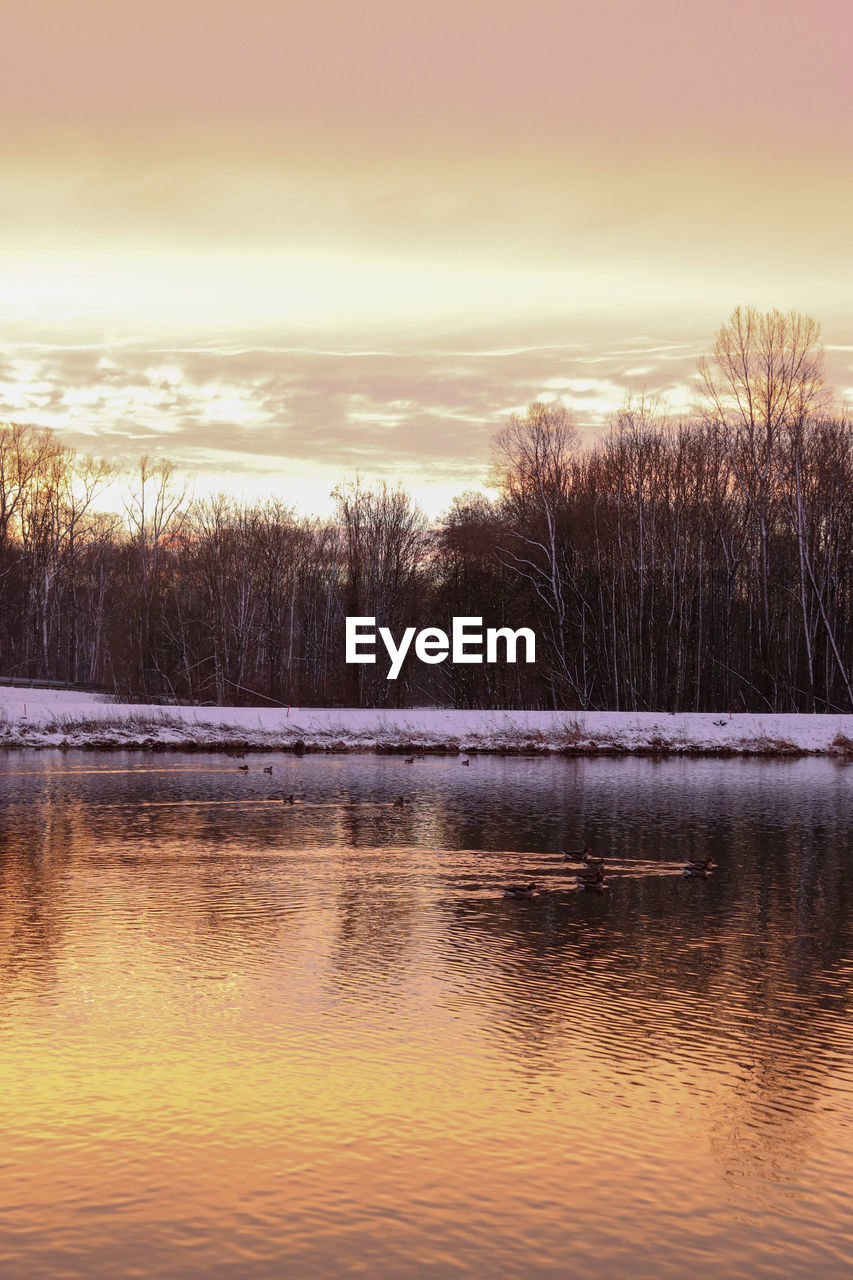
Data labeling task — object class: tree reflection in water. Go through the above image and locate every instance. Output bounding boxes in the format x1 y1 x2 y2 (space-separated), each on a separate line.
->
0 750 851 1277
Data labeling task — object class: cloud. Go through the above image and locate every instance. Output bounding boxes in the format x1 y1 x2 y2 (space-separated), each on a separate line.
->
2 315 850 516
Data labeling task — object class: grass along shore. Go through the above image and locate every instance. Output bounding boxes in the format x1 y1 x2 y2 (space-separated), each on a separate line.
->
2 687 853 755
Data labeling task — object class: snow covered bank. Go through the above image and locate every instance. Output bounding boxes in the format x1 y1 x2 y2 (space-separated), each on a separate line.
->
1 686 853 755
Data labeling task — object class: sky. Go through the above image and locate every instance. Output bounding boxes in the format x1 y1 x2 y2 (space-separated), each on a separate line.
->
1 0 851 515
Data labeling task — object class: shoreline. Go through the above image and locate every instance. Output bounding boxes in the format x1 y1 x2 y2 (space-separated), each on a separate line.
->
2 688 853 757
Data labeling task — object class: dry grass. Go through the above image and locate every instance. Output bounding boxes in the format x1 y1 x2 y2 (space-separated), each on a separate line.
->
0 702 845 756
737 732 800 754
551 715 590 749
43 710 188 733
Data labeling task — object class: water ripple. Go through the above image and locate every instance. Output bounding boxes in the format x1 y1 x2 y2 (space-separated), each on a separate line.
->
0 751 851 1277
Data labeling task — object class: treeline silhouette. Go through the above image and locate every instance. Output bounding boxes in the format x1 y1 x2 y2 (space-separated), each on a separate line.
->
1 306 852 711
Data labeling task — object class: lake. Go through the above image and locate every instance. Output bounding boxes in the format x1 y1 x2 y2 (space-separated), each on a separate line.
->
0 751 851 1278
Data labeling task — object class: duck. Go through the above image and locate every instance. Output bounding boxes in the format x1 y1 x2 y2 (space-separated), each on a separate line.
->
575 864 606 887
576 863 604 880
503 882 537 899
682 856 717 877
237 764 249 772
404 756 414 764
461 758 470 766
576 870 607 892
281 793 295 805
562 845 593 861
263 765 273 775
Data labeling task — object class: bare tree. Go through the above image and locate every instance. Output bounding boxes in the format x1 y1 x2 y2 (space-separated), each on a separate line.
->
332 479 429 704
0 423 64 560
492 402 582 705
3 315 852 714
123 456 189 696
698 306 827 441
697 307 829 694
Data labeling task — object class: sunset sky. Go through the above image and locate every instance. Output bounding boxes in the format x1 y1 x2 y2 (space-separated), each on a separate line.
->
1 0 851 514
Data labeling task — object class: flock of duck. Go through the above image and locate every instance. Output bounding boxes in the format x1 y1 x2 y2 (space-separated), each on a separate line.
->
233 754 473 810
503 847 718 899
232 757 718 900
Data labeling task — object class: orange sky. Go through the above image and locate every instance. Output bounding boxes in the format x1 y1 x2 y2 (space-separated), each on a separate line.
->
1 0 851 513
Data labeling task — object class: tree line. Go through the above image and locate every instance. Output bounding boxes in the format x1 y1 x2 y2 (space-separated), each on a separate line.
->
1 306 852 712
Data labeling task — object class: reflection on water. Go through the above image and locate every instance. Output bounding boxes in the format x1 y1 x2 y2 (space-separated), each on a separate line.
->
0 752 852 1278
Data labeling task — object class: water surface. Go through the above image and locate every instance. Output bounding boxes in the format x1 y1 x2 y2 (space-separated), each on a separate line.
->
1 752 852 1278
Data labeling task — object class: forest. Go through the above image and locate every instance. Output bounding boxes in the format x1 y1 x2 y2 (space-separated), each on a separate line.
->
1 306 852 713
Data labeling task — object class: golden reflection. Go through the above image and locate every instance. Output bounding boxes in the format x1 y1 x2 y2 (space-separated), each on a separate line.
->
0 756 852 1276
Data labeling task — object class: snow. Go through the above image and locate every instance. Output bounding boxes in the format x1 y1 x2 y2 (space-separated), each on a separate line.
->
1 686 853 754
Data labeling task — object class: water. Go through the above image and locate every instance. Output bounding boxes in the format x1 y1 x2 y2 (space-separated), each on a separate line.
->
0 751 852 1278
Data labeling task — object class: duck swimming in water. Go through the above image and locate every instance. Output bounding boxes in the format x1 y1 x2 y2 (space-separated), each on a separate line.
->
682 856 717 877
562 845 594 861
503 882 537 899
575 864 606 890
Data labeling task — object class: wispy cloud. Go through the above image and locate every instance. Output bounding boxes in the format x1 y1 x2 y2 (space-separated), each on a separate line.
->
3 321 850 517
